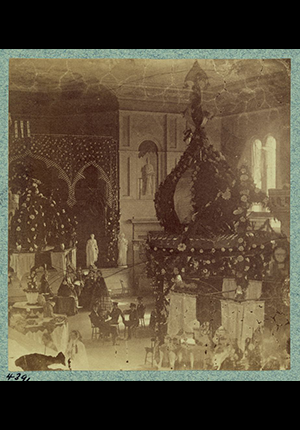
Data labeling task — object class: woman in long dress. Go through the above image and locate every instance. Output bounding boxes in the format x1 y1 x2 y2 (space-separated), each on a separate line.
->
65 330 89 371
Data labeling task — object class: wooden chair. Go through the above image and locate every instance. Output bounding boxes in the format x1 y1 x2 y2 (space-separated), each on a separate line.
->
91 322 101 341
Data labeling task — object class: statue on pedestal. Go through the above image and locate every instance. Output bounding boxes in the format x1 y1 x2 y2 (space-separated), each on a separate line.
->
86 234 99 269
143 158 155 197
118 233 128 267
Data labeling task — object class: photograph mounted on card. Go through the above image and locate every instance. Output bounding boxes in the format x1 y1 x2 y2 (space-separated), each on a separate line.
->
8 57 290 372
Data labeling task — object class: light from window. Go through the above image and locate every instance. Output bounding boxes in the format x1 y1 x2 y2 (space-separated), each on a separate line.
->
265 136 277 191
252 136 277 194
252 139 262 189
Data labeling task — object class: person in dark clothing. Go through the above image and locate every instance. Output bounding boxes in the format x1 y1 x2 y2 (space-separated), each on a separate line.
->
89 304 118 345
91 274 109 309
150 308 158 333
39 272 54 296
80 274 95 309
58 279 73 298
57 278 79 311
124 303 139 340
110 302 125 325
137 297 146 322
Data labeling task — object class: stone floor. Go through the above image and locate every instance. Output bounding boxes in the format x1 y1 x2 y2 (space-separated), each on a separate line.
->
68 295 157 371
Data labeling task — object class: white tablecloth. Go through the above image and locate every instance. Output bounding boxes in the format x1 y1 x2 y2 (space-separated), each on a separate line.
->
10 253 36 281
221 299 265 351
51 248 77 275
168 292 198 337
25 319 69 354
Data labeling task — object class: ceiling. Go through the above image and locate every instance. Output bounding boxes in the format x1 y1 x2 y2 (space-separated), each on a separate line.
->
9 58 291 116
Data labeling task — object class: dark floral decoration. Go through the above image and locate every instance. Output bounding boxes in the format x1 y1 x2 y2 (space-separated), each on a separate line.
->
10 178 78 252
148 61 289 342
9 134 120 265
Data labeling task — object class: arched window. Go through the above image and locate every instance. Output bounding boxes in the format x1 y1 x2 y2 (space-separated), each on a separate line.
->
251 135 277 194
252 139 263 190
264 135 277 191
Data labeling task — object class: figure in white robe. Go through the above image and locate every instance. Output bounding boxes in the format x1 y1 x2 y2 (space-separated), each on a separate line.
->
65 331 89 371
144 158 155 196
86 234 99 269
118 233 128 267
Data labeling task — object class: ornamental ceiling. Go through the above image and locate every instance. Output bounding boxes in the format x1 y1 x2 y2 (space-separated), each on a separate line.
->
9 59 291 116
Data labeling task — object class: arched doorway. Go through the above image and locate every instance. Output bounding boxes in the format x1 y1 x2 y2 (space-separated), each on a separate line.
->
74 165 110 268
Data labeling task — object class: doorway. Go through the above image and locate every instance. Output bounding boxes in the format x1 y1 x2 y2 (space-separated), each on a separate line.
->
74 165 109 268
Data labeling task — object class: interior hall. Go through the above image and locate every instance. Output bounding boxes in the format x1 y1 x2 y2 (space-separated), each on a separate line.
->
8 59 290 371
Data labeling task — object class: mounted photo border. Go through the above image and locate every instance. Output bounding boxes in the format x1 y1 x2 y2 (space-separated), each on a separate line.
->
0 49 298 381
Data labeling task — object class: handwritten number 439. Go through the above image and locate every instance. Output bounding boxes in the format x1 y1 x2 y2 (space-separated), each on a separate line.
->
7 373 30 382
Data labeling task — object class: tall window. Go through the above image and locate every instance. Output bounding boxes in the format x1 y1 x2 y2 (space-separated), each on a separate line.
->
252 136 277 194
264 136 277 191
252 139 263 190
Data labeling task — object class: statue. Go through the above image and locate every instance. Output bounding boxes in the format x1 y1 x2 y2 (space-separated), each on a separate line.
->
86 234 99 269
143 158 155 196
118 233 128 267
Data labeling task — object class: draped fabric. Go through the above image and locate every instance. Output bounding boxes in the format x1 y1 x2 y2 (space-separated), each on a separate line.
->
221 300 265 351
25 319 69 354
10 252 35 280
168 292 198 337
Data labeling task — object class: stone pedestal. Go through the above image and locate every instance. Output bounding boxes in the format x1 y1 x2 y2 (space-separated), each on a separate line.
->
220 299 265 351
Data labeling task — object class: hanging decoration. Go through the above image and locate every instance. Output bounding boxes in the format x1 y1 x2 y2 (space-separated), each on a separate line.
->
148 61 287 342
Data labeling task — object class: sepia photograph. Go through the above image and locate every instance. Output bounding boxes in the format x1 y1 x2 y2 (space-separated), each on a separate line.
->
7 57 291 372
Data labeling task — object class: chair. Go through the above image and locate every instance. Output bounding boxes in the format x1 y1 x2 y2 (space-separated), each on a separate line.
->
145 338 156 368
91 322 101 341
123 320 138 340
110 323 120 339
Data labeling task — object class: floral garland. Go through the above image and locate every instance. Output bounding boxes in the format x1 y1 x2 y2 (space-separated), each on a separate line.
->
155 128 238 237
10 135 121 265
147 161 282 332
231 164 270 295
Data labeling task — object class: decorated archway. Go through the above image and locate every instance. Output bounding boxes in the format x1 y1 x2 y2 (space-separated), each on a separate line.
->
9 134 120 268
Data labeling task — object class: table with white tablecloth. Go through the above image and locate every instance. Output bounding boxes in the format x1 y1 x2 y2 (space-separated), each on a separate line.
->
10 304 69 354
9 253 36 281
24 316 69 353
9 248 77 281
168 291 198 337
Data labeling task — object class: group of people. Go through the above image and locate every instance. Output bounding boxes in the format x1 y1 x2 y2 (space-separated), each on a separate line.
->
55 265 111 312
90 297 146 345
89 297 146 344
78 267 111 311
